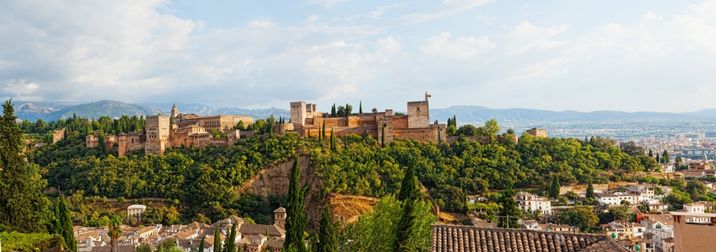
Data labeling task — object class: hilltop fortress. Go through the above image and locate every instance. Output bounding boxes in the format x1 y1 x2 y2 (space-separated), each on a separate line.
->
87 94 446 155
286 93 447 144
86 104 253 156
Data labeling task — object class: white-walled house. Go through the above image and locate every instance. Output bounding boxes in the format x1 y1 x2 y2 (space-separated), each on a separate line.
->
515 192 552 215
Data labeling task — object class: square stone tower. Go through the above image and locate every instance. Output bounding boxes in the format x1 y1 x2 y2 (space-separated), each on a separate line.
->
290 101 317 127
407 94 430 129
145 115 170 155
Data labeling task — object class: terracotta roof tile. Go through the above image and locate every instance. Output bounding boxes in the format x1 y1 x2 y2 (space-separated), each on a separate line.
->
432 225 627 252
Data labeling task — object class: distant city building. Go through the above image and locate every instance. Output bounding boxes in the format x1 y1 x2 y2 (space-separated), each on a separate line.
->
525 128 548 138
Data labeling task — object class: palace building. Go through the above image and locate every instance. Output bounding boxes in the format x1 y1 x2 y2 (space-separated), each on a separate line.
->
87 104 253 156
286 93 447 144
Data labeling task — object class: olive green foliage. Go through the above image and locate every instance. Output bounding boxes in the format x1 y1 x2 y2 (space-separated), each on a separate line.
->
311 134 656 212
0 232 58 251
0 100 49 232
34 133 308 221
20 114 145 139
137 243 152 252
344 196 434 252
558 206 599 232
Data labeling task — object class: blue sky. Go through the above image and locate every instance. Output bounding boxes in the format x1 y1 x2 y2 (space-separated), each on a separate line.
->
1 0 716 112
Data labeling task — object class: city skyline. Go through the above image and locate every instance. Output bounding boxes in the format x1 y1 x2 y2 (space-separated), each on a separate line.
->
2 0 716 112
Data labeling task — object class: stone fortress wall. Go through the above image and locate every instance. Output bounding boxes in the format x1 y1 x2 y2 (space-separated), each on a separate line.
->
289 92 447 144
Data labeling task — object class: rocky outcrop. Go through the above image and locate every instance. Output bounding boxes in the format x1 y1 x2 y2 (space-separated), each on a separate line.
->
238 155 325 227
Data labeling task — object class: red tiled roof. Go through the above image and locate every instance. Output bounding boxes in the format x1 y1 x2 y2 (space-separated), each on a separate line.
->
432 225 627 252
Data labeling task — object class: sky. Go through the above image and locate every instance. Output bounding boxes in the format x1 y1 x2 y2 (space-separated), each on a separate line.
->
1 0 716 112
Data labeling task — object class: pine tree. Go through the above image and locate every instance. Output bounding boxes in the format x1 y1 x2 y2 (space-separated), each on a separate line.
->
395 165 421 251
198 236 206 252
497 185 520 228
317 203 338 252
213 227 222 252
549 177 561 198
284 157 308 252
57 196 76 251
224 223 237 252
0 100 47 232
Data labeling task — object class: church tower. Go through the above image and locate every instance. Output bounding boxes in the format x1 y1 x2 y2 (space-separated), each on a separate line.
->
274 207 286 229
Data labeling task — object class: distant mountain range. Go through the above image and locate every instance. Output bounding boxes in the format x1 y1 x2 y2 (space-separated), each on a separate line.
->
13 100 290 121
431 105 716 123
11 100 716 123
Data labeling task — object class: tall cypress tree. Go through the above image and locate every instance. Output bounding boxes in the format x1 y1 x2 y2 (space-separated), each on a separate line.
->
213 227 222 252
395 165 421 251
317 203 338 252
224 223 237 252
398 166 419 202
284 157 308 252
586 181 596 202
661 150 670 164
359 101 363 114
497 185 520 228
330 129 335 151
381 125 386 148
0 100 47 232
331 104 336 117
57 196 76 251
198 236 206 252
549 177 560 198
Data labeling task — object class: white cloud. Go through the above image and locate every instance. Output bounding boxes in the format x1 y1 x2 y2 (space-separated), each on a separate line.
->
376 36 400 54
506 22 567 54
421 32 495 60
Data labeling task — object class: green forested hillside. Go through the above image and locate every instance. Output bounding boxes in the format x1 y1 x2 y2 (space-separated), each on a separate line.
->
31 123 658 221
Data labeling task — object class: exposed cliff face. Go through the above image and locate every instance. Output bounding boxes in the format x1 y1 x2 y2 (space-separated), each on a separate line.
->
238 155 381 227
238 155 325 226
